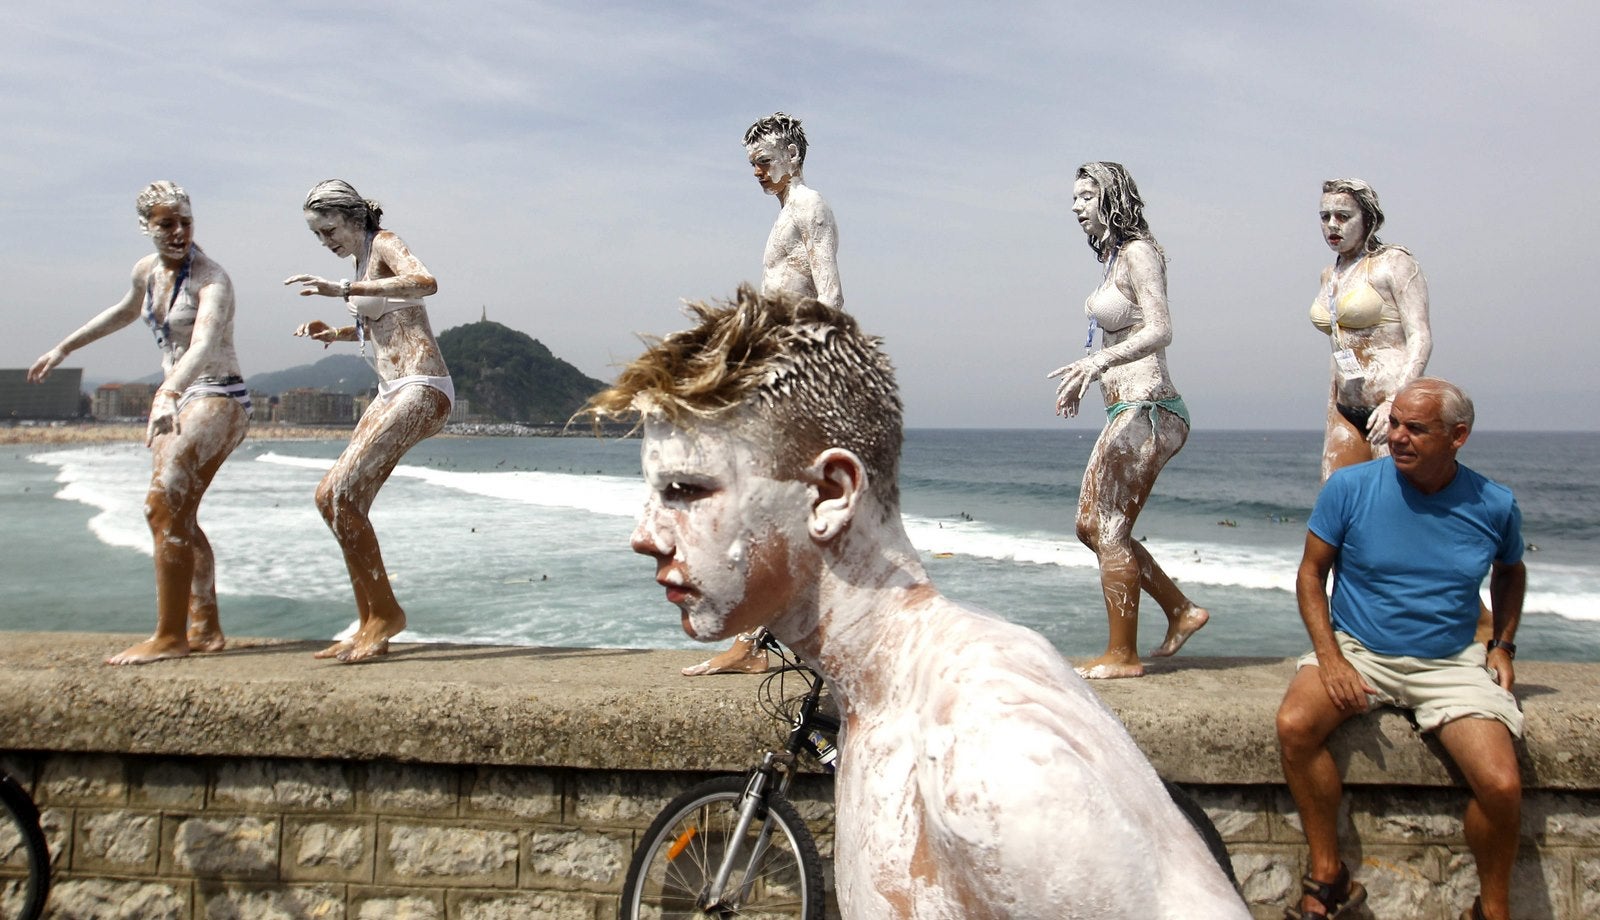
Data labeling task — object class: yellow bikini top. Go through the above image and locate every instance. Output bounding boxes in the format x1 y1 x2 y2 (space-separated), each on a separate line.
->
1309 258 1400 334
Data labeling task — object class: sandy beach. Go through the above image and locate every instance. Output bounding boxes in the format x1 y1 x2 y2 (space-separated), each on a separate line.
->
0 423 356 446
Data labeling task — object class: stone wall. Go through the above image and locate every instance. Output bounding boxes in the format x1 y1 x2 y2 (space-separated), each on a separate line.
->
2 634 1596 919
3 751 838 920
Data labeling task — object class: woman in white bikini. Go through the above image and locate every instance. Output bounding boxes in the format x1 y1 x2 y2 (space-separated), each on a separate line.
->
1048 162 1209 680
1311 178 1432 482
286 179 453 662
29 181 250 665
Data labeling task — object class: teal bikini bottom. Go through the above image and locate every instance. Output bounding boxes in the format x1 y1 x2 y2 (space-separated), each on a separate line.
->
1105 395 1191 430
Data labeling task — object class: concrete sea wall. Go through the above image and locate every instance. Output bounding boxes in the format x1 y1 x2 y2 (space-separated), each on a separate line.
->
1 633 1596 919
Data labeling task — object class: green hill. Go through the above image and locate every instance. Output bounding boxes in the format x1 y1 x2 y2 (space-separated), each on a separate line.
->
247 355 377 396
437 321 607 423
235 322 607 423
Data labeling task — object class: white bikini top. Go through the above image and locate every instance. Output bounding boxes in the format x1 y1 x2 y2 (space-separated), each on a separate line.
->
348 293 425 322
1084 279 1140 333
143 251 198 356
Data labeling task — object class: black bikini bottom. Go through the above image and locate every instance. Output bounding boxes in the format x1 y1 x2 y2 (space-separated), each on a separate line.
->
1336 403 1376 432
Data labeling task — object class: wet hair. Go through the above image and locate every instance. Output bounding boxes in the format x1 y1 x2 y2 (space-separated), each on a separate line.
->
585 285 903 510
303 179 383 232
744 112 808 166
1076 162 1161 262
135 181 190 234
1321 178 1387 253
1397 377 1474 432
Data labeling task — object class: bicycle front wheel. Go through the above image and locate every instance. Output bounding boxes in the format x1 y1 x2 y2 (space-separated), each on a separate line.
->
0 771 50 920
621 775 824 920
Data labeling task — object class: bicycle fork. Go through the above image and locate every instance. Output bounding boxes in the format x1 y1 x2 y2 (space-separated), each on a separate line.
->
700 752 794 911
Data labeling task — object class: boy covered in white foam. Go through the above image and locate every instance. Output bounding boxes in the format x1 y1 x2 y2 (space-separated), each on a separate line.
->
589 287 1248 918
683 111 844 676
747 110 842 310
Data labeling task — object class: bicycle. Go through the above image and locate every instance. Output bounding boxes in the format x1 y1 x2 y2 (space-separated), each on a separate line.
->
619 631 1238 918
620 628 835 919
0 766 50 920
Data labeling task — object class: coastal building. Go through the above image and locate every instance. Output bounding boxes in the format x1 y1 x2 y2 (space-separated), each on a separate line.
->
0 367 83 420
248 390 271 423
91 381 159 420
277 387 356 425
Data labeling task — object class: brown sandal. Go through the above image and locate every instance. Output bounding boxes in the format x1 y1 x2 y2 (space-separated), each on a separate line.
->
1284 863 1367 919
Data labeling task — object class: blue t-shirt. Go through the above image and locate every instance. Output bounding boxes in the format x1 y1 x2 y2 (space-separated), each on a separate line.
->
1307 458 1523 659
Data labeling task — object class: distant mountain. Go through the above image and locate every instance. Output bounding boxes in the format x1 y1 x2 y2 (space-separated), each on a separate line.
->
247 355 377 396
88 320 608 423
437 320 607 423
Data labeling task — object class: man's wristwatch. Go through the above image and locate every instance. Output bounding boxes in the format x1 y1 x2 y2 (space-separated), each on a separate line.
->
1486 639 1516 659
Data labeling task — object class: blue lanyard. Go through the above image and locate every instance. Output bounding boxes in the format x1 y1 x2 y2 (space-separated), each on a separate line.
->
1085 245 1118 354
143 249 192 350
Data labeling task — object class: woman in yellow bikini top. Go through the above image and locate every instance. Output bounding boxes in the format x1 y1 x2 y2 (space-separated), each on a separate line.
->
1312 178 1433 483
1308 258 1401 333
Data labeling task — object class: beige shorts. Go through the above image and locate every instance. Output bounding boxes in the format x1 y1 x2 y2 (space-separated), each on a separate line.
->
1298 632 1524 737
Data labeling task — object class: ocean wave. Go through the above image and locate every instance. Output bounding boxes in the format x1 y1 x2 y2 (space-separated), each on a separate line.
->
254 451 644 518
902 515 1302 593
26 443 1600 630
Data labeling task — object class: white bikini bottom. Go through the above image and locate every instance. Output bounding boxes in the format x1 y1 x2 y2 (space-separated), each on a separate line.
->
377 374 454 409
179 375 252 414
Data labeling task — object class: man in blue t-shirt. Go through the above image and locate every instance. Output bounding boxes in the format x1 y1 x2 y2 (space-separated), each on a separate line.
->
1276 378 1525 920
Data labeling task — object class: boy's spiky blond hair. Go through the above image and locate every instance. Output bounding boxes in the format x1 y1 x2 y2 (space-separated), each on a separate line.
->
585 285 902 508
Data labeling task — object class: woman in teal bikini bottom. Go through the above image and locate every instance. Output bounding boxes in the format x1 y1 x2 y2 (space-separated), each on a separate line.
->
1048 161 1210 681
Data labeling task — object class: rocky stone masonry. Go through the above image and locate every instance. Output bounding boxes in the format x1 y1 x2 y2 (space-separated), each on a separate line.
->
1 633 1596 919
1 749 837 920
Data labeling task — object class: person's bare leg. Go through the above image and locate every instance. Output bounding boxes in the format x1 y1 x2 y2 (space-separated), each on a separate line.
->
1134 539 1210 657
1076 527 1144 679
185 524 227 652
314 386 447 663
1435 717 1521 920
1320 401 1375 485
1277 665 1364 916
110 401 246 665
1074 411 1186 679
313 406 408 661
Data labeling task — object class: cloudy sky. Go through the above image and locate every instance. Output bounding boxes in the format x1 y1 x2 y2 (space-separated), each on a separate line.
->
4 1 1594 430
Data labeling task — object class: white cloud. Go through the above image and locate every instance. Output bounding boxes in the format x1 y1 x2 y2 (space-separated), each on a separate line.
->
2 0 1595 430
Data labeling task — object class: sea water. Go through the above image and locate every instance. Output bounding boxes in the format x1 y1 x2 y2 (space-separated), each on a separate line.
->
2 429 1596 661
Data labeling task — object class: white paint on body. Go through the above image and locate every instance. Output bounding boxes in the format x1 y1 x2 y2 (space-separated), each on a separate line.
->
1048 176 1205 679
1313 189 1432 481
632 414 814 642
747 136 843 309
828 601 1247 919
630 411 1248 918
27 191 248 664
286 207 451 661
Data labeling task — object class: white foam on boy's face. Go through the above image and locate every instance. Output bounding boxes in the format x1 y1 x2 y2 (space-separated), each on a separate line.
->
747 137 795 196
631 413 812 641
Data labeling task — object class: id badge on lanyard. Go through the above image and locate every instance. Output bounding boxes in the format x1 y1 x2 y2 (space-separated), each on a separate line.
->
1332 348 1364 379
